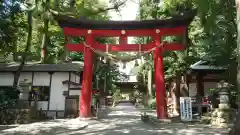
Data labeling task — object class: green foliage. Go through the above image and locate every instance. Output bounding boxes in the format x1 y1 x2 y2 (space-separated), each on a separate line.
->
0 0 27 55
136 0 236 81
113 90 121 101
0 0 126 95
148 98 156 109
0 87 20 109
1 0 123 64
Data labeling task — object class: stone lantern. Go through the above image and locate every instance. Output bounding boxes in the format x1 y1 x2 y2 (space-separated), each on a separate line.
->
19 79 32 100
216 80 232 109
211 80 235 128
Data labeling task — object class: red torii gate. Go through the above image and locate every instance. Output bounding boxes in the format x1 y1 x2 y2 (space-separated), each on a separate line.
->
55 11 195 119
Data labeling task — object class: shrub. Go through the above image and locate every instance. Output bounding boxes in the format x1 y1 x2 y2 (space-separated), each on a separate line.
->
0 109 31 124
0 86 20 109
149 98 156 109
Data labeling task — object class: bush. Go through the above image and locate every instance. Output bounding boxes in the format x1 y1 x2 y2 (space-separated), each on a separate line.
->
0 86 20 109
148 98 156 109
0 109 31 124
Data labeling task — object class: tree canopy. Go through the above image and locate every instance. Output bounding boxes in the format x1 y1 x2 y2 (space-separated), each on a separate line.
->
134 0 236 83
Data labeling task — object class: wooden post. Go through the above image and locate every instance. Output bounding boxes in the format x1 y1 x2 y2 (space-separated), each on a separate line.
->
79 35 94 117
154 35 167 119
196 73 204 116
175 74 181 113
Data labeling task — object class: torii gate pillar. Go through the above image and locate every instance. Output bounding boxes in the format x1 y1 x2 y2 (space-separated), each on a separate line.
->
154 36 167 119
79 35 94 117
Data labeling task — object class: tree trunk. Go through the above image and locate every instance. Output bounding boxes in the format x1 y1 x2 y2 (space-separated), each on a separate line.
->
226 0 237 86
103 70 107 94
229 0 240 134
180 75 189 97
103 60 110 106
147 70 153 97
174 74 181 114
40 0 50 63
40 22 48 63
13 10 33 87
169 80 176 114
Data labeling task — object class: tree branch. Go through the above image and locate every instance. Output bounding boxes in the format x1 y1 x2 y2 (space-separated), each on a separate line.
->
50 0 127 17
91 0 127 15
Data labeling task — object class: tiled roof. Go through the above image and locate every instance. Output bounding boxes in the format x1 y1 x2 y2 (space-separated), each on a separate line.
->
55 11 195 30
0 62 84 72
190 60 227 70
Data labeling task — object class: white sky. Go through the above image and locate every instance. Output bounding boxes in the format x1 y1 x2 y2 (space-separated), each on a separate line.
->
106 0 140 75
107 0 139 21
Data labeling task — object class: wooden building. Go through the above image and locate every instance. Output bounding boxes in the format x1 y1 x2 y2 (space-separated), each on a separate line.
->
187 60 227 97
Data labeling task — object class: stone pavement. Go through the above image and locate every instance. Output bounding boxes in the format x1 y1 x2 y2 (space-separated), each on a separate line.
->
77 101 230 135
0 101 230 135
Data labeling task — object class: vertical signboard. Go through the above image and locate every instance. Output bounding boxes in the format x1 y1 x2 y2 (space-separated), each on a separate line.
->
180 97 192 121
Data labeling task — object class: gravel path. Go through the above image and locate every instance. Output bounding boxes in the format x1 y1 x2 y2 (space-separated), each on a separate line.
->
0 101 230 135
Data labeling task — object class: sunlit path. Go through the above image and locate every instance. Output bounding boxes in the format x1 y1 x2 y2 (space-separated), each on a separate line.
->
0 101 229 135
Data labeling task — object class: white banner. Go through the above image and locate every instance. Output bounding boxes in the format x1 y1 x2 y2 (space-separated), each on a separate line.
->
180 97 192 121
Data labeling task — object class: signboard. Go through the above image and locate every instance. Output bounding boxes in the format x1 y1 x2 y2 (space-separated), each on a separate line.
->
180 97 192 121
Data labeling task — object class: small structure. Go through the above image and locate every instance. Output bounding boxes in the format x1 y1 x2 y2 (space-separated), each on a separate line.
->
115 66 141 100
0 62 85 118
187 60 227 98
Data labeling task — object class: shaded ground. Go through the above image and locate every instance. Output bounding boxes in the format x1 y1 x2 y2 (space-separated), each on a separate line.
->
0 119 88 135
79 101 230 135
0 101 230 135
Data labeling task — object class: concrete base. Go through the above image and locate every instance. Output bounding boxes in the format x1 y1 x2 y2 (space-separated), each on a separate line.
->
78 117 94 121
157 118 172 123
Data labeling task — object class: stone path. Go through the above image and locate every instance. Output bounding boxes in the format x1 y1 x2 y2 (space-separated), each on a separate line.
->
0 101 230 135
78 101 230 135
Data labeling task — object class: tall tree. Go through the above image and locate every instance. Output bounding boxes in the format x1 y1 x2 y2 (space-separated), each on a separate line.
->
13 0 39 87
229 1 240 134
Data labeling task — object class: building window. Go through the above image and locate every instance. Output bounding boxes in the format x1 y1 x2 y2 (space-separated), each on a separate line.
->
30 86 50 101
